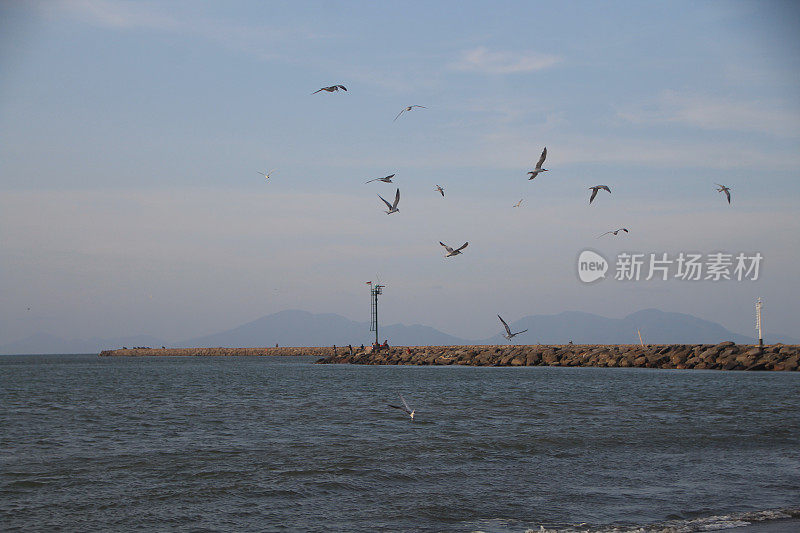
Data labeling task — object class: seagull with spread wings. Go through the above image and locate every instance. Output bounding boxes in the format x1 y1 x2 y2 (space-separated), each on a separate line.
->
527 147 549 180
312 85 347 94
498 314 528 342
394 105 426 121
513 199 523 208
434 184 445 197
589 185 611 204
387 394 415 420
365 174 395 184
440 241 468 257
257 169 275 180
598 228 629 238
716 184 731 204
378 188 400 214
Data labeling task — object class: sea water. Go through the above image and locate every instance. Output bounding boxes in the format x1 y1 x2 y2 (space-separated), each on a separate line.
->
1 354 798 532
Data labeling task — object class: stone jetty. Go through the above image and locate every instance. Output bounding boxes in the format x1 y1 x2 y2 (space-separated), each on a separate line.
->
316 343 800 371
99 346 336 357
98 343 800 371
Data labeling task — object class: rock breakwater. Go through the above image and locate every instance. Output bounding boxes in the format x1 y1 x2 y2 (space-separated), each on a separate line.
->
316 343 800 371
99 347 336 357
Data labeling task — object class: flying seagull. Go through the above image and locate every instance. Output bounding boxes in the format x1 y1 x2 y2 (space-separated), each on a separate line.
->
378 188 400 214
257 169 275 180
498 314 528 342
366 174 395 184
312 85 347 94
513 199 523 208
527 147 548 180
434 184 445 197
440 241 468 257
598 228 629 238
716 184 731 204
394 105 426 121
387 394 415 420
589 185 611 204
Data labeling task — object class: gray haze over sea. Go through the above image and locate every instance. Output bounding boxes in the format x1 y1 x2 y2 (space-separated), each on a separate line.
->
1 355 799 532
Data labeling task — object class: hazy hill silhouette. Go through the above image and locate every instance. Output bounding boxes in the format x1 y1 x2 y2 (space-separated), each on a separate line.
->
0 332 166 355
3 308 794 354
179 309 466 348
478 309 762 345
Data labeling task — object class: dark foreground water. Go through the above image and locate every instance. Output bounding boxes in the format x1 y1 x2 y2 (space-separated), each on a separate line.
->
1 355 799 533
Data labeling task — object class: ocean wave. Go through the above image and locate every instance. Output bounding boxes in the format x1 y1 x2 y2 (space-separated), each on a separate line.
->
521 507 800 533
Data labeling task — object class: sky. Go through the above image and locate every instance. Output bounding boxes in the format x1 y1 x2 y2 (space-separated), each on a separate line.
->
1 0 799 346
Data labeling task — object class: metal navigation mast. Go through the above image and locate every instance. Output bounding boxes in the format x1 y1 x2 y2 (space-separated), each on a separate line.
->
368 280 386 345
756 297 763 351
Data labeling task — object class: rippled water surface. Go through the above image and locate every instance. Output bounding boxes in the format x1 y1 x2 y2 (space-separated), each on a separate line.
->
1 355 799 532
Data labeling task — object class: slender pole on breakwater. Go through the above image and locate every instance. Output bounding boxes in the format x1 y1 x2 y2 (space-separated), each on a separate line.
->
369 281 385 346
756 297 763 352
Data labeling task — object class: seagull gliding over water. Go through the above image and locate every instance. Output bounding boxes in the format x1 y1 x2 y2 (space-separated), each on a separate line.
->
435 184 445 197
440 241 468 257
589 185 611 204
527 147 548 180
257 170 275 180
598 228 629 238
387 394 415 420
716 184 731 204
378 188 400 214
366 174 395 184
498 314 528 342
312 85 347 94
394 105 426 121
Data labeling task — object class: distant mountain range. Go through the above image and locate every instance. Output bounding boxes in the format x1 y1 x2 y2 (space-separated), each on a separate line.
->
0 332 167 356
477 309 762 345
179 310 466 348
1 308 796 355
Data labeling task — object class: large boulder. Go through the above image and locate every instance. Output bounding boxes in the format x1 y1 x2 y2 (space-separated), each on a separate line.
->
669 349 689 366
542 349 559 365
499 354 515 365
526 351 542 366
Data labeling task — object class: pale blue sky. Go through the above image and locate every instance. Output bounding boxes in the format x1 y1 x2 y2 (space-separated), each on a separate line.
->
1 1 799 345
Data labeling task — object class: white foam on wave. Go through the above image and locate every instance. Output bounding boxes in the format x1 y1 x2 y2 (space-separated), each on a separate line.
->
517 508 800 533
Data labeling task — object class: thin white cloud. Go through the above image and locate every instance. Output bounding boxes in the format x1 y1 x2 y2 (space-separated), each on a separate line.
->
618 91 800 137
42 0 184 31
38 0 326 61
335 62 442 94
451 46 561 74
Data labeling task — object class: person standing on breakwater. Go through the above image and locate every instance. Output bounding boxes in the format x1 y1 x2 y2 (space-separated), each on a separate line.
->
333 345 337 356
348 344 353 356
